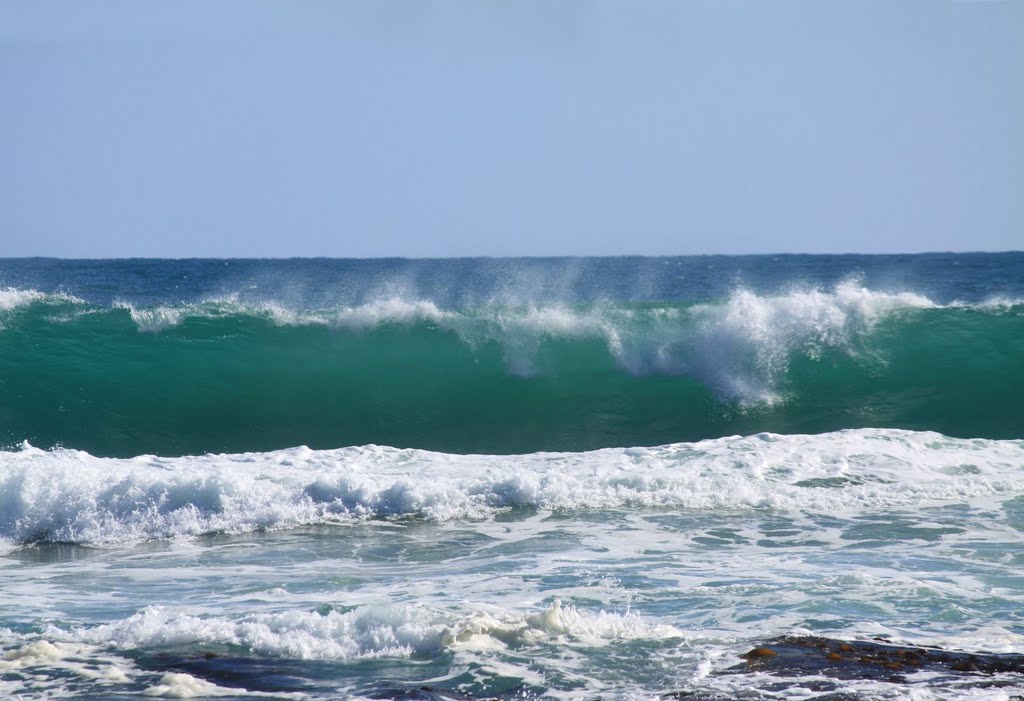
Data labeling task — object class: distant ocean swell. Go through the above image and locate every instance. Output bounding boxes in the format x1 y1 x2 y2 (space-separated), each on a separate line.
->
1 283 1022 456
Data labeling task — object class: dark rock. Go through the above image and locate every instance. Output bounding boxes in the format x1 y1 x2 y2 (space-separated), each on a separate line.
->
729 635 1024 681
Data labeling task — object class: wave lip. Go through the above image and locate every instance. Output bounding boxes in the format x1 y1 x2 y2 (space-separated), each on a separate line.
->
2 429 1022 547
0 287 84 312
677 281 938 403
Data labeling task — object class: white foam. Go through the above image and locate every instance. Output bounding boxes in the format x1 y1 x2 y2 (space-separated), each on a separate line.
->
0 287 83 311
319 298 453 330
55 600 680 661
0 632 302 699
968 295 1024 310
677 281 937 403
114 297 251 333
2 429 1022 546
442 599 682 649
143 673 240 698
0 635 136 697
142 672 304 699
63 604 446 660
117 303 190 333
0 602 674 697
115 296 455 334
1 639 64 665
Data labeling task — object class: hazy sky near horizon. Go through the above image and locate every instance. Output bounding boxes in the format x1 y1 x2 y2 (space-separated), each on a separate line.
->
2 1 1022 258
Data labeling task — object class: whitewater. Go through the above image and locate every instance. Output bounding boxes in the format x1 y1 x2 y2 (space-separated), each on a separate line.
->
1 254 1023 699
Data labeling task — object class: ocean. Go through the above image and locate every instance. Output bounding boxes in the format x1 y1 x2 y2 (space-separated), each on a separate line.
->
1 254 1022 700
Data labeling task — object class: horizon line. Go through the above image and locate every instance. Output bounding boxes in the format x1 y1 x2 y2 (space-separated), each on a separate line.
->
3 249 1023 262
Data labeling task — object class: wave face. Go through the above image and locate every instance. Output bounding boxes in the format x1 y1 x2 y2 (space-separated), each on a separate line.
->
2 255 1024 456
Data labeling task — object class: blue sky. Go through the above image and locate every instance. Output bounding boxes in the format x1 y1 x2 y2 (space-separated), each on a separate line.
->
2 1 1022 257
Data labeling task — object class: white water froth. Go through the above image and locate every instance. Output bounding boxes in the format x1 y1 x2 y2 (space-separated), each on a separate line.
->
1 429 1022 546
0 633 303 699
117 302 191 333
115 282 944 334
0 635 132 698
114 296 456 334
1 602 674 698
656 282 937 402
54 599 679 661
0 288 84 312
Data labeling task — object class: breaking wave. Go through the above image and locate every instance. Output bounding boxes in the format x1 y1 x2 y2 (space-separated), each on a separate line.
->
1 283 1022 454
2 429 1022 546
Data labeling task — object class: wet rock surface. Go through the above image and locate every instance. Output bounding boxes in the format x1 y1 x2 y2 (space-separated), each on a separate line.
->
730 635 1024 681
663 636 1024 700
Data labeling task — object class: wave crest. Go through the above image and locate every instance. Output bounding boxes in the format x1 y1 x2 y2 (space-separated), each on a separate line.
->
105 282 943 401
2 283 1022 454
0 287 84 312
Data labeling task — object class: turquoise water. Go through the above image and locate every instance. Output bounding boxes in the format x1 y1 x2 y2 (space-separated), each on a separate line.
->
1 255 1023 699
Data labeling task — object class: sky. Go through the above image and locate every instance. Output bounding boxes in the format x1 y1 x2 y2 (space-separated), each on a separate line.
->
1 1 1022 258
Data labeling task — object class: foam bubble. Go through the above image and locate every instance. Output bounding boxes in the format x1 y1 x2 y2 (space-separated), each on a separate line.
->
1 639 63 665
63 604 446 660
443 599 682 649
143 673 240 698
0 631 302 699
142 673 305 699
0 635 136 697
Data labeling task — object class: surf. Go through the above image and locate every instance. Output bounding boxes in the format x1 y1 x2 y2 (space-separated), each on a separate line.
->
2 428 1021 547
